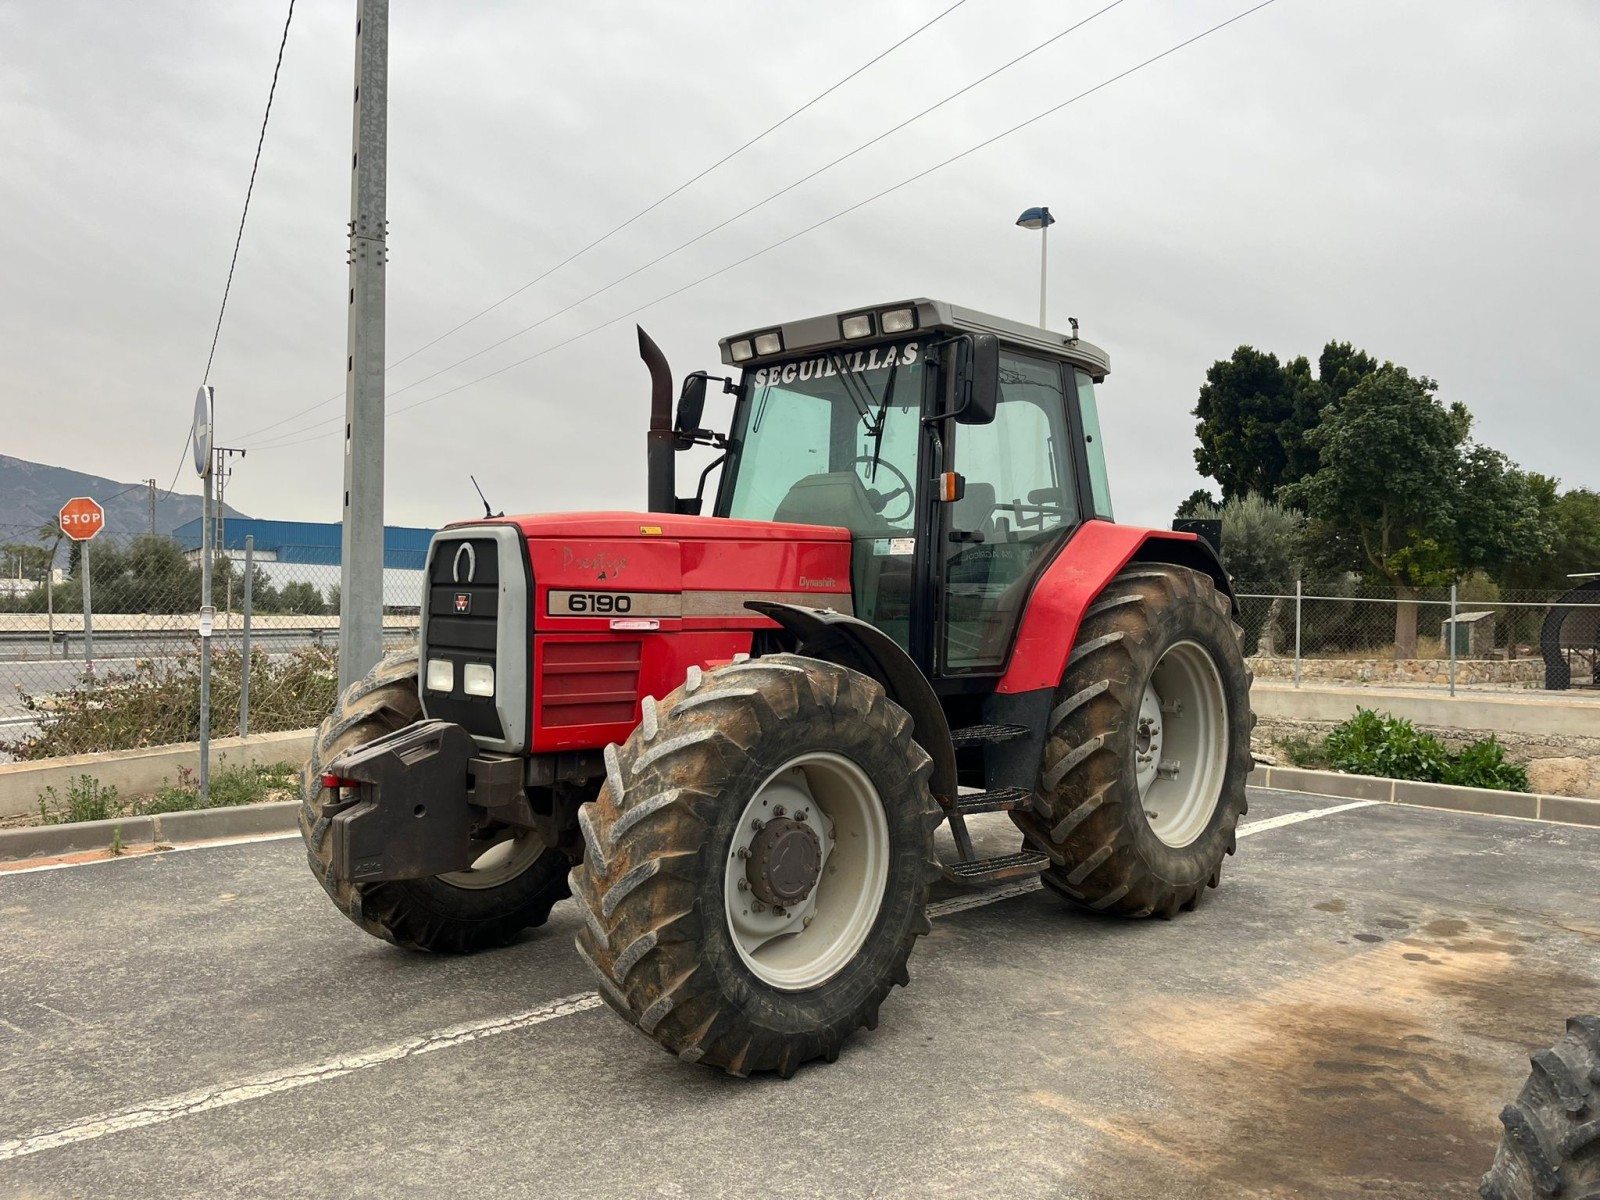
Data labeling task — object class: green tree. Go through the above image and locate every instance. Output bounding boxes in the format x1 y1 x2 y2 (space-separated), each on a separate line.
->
1283 365 1547 656
1175 489 1218 519
0 541 53 579
1192 348 1328 503
1499 479 1600 591
279 580 325 615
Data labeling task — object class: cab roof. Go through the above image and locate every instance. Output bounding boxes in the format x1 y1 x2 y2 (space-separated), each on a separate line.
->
718 297 1110 381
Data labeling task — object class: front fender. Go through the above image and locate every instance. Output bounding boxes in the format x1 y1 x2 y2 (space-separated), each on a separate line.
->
744 601 958 804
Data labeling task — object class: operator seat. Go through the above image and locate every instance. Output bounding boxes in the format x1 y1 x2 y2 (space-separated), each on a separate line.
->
772 472 892 537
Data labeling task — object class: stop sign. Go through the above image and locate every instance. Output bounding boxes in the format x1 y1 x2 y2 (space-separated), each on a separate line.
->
59 496 105 542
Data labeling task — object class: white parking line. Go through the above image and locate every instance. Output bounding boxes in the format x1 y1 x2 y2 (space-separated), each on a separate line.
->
0 993 603 1164
1234 800 1378 837
0 797 1379 1161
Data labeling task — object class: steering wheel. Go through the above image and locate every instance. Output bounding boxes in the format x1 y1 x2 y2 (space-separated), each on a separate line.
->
850 456 915 524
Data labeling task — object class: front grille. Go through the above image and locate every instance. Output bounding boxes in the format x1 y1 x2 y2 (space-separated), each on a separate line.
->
420 529 530 751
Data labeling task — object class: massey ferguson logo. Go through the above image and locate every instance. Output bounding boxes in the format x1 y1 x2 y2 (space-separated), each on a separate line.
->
454 593 471 614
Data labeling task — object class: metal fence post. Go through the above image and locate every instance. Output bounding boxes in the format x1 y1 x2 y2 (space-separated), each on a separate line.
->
1448 582 1458 697
81 540 94 680
1294 579 1302 688
240 535 253 737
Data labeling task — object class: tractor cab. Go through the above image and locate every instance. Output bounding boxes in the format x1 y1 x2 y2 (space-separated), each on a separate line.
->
699 300 1115 679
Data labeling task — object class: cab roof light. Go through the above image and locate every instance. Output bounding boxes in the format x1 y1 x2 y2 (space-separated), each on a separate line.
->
879 307 917 334
840 312 874 340
753 330 784 357
729 338 754 363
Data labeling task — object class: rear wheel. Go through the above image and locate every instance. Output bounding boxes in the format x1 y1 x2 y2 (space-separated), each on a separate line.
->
1481 1016 1600 1199
569 654 941 1076
298 646 572 952
1013 563 1253 917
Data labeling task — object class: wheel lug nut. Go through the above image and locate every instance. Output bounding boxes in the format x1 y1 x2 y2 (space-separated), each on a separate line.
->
751 819 764 832
737 878 749 892
751 901 766 913
772 805 786 817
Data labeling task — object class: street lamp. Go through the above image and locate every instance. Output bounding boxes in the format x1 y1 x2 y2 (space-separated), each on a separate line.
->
1015 205 1056 328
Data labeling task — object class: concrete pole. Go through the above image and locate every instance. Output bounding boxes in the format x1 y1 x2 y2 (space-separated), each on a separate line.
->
146 479 157 537
339 0 389 694
240 534 253 737
199 459 214 803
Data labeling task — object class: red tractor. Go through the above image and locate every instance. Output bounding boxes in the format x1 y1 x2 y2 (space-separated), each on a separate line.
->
302 298 1254 1076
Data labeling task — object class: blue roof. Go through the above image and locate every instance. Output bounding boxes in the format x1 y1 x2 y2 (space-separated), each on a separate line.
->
172 517 436 570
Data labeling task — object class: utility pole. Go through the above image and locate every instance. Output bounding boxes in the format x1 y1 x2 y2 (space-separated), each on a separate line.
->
340 0 388 693
145 478 158 537
213 446 246 561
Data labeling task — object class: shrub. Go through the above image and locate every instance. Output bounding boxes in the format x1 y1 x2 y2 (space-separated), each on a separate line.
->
2 645 341 761
1276 733 1330 769
1441 735 1529 792
1308 708 1530 792
138 761 298 815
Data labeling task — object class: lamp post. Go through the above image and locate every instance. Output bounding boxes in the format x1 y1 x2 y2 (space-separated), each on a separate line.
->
1015 205 1055 328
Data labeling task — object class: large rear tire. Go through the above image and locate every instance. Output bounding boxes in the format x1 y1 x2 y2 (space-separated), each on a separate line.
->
299 646 572 953
1480 1016 1600 1198
1012 563 1254 918
569 654 941 1077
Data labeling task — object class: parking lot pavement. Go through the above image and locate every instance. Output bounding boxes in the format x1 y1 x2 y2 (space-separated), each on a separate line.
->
1 789 1595 1200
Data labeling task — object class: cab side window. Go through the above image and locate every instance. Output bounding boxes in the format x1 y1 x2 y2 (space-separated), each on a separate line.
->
942 351 1078 671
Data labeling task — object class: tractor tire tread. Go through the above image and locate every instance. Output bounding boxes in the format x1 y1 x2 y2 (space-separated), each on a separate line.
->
1482 1016 1600 1198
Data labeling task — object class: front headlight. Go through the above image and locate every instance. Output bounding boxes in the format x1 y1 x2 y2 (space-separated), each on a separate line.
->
463 663 495 697
426 658 453 692
729 338 754 363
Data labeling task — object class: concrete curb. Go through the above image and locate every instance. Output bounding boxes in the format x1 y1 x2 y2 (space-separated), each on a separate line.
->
1248 763 1600 826
0 800 299 863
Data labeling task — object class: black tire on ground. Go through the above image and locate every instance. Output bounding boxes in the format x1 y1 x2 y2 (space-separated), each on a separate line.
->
298 646 572 953
1481 1016 1600 1199
569 654 942 1077
1012 563 1254 918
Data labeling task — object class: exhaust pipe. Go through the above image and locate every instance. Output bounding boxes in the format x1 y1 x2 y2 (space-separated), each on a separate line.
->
638 325 676 514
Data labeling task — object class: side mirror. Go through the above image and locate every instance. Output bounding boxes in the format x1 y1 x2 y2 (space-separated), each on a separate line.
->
675 374 708 443
955 333 999 425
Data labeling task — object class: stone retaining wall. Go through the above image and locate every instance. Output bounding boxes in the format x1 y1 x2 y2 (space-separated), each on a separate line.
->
1249 656 1550 687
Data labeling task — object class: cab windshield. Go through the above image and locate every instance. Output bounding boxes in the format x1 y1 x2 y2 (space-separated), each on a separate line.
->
723 341 923 535
722 340 925 648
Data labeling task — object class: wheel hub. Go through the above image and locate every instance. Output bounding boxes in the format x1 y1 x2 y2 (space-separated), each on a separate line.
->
746 818 822 906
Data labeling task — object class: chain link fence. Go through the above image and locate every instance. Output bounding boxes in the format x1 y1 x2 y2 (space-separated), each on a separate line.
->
1235 582 1600 692
0 531 424 761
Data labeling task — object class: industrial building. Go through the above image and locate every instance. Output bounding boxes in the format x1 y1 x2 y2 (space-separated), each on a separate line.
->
173 517 436 610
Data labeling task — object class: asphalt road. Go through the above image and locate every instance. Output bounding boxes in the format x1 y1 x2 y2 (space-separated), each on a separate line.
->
1 791 1596 1199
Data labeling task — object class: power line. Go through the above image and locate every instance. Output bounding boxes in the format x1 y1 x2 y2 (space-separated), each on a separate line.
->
231 0 971 445
245 0 1124 448
250 0 1282 453
201 0 296 386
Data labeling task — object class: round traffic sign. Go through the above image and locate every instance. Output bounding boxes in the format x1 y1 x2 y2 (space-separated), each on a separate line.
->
193 385 213 478
59 496 105 541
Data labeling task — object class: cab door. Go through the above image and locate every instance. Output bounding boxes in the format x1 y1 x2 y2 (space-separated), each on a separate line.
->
938 349 1082 673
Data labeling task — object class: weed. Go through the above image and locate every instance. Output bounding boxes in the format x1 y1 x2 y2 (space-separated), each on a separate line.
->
1276 733 1331 770
35 776 120 825
135 761 298 816
109 826 124 856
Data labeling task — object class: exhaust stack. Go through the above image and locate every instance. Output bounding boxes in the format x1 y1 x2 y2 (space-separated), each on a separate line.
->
638 325 676 514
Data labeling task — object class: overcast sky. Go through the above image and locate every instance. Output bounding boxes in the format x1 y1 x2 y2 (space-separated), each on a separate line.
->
2 0 1596 531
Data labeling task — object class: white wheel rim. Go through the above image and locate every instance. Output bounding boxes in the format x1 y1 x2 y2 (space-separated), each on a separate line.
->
723 752 890 991
438 830 546 890
1136 640 1229 849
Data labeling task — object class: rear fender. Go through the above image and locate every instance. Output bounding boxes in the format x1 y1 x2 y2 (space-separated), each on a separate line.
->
745 601 958 804
996 523 1233 695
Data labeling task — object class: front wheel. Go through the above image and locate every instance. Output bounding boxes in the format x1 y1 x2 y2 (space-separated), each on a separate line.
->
569 654 941 1076
299 647 573 953
1013 563 1254 918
